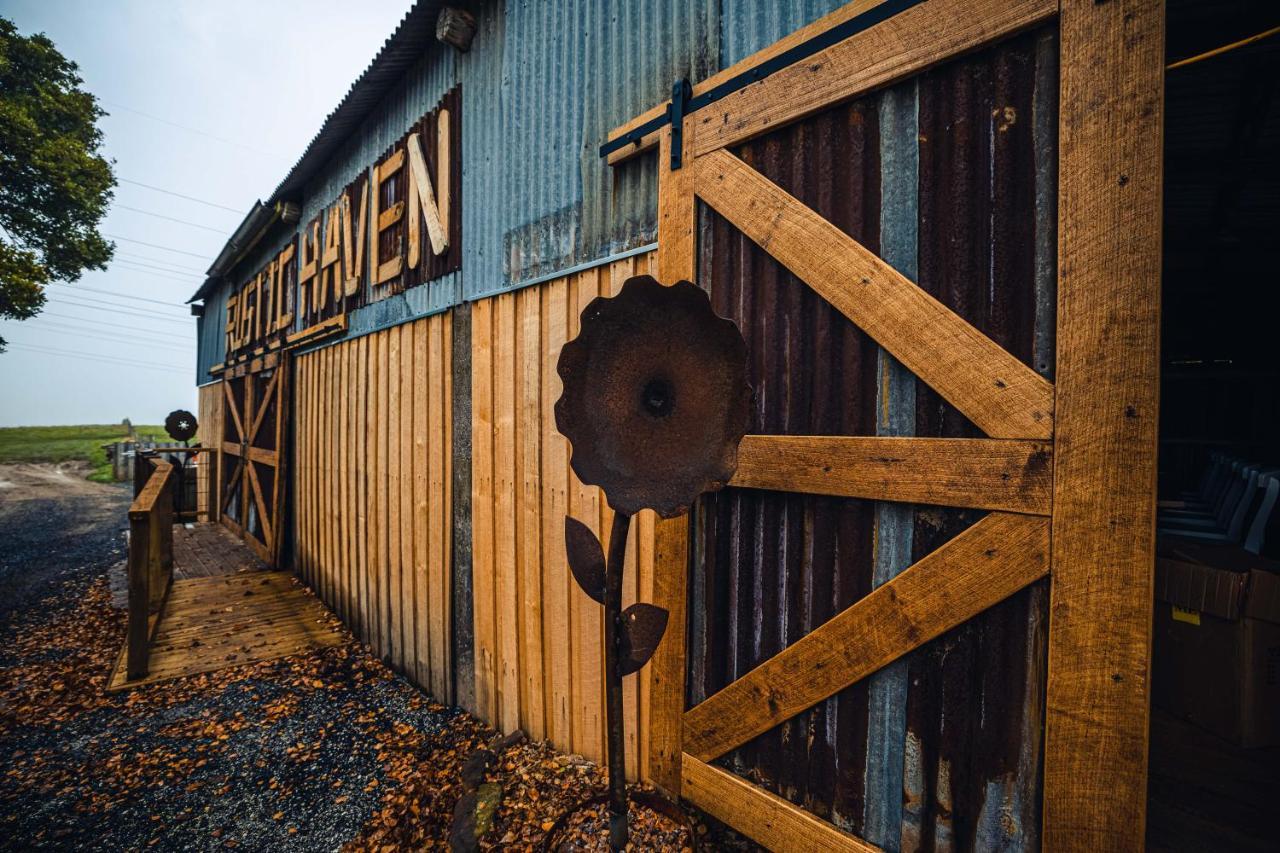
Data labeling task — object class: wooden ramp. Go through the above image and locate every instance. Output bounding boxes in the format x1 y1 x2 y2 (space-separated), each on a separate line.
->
108 522 344 691
109 571 344 690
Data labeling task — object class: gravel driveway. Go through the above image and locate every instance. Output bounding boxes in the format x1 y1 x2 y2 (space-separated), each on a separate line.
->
0 462 129 622
0 463 739 852
0 463 462 851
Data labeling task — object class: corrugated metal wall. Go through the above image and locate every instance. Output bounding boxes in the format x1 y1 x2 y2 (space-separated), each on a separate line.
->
195 286 228 386
717 0 848 67
479 0 717 295
197 0 730 383
688 26 1058 853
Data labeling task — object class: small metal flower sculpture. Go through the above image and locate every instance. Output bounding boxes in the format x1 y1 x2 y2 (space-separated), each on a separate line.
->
164 409 198 443
553 275 749 849
163 409 199 518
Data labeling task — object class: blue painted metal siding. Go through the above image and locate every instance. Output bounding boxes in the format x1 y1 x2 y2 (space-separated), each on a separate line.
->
717 0 850 67
196 283 227 386
195 0 849 377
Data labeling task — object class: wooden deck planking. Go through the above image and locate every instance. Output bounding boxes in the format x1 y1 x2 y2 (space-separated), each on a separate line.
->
109 570 344 690
109 522 343 691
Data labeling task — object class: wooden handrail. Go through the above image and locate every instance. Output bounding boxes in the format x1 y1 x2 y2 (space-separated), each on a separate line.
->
126 460 177 680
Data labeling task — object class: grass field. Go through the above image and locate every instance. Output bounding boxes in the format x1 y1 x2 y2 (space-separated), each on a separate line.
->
0 424 168 483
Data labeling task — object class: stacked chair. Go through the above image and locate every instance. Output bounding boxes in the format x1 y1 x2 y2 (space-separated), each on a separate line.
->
1158 452 1279 556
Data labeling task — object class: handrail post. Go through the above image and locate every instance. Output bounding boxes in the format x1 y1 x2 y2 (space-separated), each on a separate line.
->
126 506 151 680
125 460 176 681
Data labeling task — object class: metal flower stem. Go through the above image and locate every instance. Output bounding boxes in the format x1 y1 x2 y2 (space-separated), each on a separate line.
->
603 510 632 850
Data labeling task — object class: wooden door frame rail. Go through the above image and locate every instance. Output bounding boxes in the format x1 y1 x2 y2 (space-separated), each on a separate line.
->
625 0 1164 849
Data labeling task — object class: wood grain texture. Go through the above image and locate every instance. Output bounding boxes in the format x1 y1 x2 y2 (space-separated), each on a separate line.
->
406 131 449 255
467 252 658 777
647 515 689 795
110 570 344 691
732 435 1052 515
657 128 695 283
494 293 520 733
290 316 452 699
683 512 1051 761
604 0 892 165
682 753 882 853
541 276 572 750
471 297 498 722
1043 0 1164 848
647 135 696 796
517 286 546 741
196 382 224 522
569 271 604 764
694 148 1054 439
691 0 1055 157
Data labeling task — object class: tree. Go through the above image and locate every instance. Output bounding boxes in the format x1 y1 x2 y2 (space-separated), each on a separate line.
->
0 17 114 352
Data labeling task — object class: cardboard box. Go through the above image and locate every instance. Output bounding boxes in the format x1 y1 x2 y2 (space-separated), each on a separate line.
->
1152 543 1280 747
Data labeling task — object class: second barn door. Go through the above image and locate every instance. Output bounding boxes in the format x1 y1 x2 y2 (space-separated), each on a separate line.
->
220 353 290 564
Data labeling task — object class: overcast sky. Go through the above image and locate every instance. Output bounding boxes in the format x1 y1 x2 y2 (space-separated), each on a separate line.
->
0 0 412 426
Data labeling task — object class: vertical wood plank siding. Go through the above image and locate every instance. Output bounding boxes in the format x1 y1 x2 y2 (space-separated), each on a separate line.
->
293 313 453 702
470 251 658 778
196 382 224 520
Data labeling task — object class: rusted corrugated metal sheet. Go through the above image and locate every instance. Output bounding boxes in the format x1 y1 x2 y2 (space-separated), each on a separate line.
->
901 28 1056 853
687 27 1058 852
692 91 884 832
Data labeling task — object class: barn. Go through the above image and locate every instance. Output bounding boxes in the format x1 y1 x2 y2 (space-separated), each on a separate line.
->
170 1 1271 849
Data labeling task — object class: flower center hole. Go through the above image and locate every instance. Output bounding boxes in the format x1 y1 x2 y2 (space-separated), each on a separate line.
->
641 378 675 418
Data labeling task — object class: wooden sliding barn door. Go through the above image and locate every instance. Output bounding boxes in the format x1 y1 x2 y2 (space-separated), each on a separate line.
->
220 353 291 564
631 0 1163 850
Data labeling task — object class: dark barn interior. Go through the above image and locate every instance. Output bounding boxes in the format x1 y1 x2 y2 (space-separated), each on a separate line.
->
1161 0 1279 497
1149 2 1280 849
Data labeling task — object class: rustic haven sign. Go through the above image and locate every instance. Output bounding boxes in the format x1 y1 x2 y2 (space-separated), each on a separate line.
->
223 87 461 363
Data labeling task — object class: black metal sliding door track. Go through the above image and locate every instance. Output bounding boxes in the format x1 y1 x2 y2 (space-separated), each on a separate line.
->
598 0 926 169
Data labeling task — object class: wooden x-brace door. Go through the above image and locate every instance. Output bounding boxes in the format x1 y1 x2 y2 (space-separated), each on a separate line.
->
622 0 1164 850
220 354 290 564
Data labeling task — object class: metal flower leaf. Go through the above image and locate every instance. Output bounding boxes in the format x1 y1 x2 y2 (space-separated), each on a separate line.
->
618 603 669 676
564 516 606 605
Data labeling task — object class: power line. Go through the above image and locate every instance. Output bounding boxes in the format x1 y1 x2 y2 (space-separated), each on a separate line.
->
112 258 203 279
113 255 204 277
117 177 243 214
50 296 192 325
34 319 190 346
105 263 205 290
115 250 208 274
27 318 190 345
13 324 190 353
51 291 187 315
47 282 187 308
104 233 213 260
32 312 192 341
5 342 191 375
114 203 229 234
101 100 288 160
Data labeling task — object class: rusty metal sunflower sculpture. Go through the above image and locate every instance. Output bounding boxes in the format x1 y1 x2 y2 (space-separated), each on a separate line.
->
555 275 750 518
550 274 750 850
